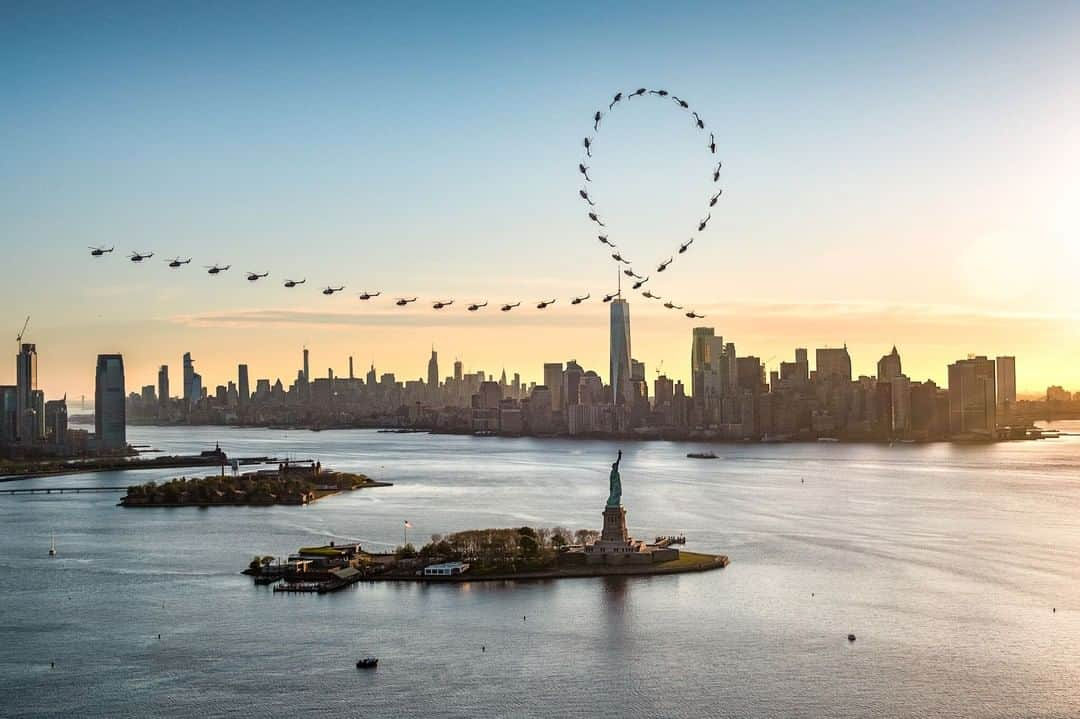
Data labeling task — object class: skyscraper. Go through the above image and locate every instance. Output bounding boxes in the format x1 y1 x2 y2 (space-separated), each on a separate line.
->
815 346 852 382
877 346 902 381
182 353 197 406
690 327 727 420
453 360 463 383
543 362 564 410
947 356 996 436
95 354 126 450
303 348 310 383
563 360 584 407
238 364 250 408
157 365 169 407
609 299 633 406
0 386 17 444
15 343 38 444
995 356 1016 408
427 348 439 388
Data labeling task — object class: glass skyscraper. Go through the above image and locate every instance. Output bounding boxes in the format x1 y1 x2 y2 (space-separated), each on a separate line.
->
95 354 126 450
609 299 633 406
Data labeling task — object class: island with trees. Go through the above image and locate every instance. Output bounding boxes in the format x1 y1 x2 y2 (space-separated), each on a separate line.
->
245 526 727 591
121 459 389 508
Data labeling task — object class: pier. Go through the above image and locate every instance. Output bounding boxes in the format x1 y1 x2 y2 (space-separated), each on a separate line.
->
0 486 128 495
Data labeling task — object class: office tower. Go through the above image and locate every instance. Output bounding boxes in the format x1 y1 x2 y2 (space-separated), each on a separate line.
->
477 381 502 409
890 375 911 434
238 364 250 408
366 363 377 387
947 356 997 436
348 356 355 380
95 354 126 450
690 328 729 421
44 397 67 445
609 299 633 406
543 363 564 410
15 343 37 444
141 385 156 405
157 365 169 406
995 356 1016 407
563 360 584 407
30 389 44 440
0 386 17 444
182 353 196 405
453 360 463 383
428 348 439 388
303 348 310 383
877 346 902 381
654 375 674 407
815 346 852 382
736 356 764 393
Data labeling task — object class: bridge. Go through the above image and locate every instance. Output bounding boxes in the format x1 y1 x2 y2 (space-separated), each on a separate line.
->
0 486 127 495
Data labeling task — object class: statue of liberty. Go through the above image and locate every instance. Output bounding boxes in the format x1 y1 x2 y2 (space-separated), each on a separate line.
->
606 450 623 507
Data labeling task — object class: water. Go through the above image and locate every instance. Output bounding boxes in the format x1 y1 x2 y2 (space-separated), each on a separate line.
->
3 425 1080 718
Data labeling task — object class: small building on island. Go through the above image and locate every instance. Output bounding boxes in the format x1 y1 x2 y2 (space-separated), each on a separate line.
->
423 561 470 577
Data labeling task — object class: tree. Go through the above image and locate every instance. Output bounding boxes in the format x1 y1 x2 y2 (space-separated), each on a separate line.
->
518 533 541 559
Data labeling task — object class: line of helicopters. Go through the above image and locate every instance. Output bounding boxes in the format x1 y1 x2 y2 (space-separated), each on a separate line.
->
87 245 706 318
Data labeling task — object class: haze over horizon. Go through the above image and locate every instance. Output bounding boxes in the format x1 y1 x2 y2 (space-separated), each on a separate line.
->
3 2 1078 398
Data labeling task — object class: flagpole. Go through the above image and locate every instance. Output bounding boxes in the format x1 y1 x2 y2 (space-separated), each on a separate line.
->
404 520 408 548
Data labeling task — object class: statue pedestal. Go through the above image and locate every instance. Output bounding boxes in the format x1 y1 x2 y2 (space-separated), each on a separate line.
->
600 505 630 544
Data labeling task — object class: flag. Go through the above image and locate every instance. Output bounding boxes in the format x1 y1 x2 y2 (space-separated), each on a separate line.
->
404 521 413 528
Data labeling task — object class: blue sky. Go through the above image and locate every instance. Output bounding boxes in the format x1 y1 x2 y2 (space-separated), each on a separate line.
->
2 2 1078 396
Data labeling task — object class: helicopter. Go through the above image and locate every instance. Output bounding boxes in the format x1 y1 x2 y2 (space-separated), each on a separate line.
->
89 246 114 257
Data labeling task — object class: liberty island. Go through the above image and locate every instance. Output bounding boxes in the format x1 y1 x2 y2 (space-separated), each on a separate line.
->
243 449 728 587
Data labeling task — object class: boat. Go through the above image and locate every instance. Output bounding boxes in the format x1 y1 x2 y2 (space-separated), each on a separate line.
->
686 452 718 459
356 657 378 669
847 634 856 642
48 533 57 557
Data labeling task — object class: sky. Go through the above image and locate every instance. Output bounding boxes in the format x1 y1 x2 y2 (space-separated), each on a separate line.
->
2 1 1078 400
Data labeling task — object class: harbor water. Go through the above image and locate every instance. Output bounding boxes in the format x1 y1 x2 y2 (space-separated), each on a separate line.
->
3 424 1080 718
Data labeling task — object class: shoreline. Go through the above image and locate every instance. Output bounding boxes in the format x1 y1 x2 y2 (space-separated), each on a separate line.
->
119 480 393 508
373 552 729 583
123 421 1064 446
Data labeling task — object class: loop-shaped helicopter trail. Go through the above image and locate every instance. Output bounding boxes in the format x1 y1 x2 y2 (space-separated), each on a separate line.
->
84 89 720 318
581 88 721 314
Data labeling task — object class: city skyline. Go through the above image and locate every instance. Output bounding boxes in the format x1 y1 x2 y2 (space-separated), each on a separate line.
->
4 3 1080 398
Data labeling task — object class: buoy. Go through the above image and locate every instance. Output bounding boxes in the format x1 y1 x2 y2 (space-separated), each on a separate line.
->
848 634 856 642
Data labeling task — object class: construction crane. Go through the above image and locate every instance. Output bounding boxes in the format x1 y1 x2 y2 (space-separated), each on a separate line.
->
16 315 29 348
655 360 665 377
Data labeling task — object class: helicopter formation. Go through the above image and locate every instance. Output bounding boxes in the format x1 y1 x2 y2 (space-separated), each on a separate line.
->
83 89 717 321
577 87 719 319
